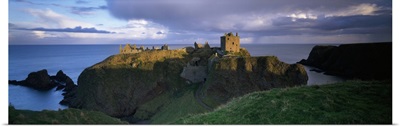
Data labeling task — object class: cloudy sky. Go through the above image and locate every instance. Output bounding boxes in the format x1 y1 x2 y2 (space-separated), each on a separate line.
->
8 0 392 45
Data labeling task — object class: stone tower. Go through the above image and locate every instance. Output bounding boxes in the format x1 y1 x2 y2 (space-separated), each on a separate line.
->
221 32 240 52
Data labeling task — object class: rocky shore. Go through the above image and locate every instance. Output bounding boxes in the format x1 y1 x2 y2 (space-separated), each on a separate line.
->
9 69 78 106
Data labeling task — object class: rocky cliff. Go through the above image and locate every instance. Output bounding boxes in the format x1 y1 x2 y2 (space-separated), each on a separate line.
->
202 56 308 105
298 42 392 80
69 50 189 117
9 69 77 91
67 47 308 122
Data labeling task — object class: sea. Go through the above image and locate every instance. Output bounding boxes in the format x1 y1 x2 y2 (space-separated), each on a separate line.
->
9 44 344 111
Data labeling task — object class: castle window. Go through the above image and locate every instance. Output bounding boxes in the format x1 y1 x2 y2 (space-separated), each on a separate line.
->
227 38 229 40
232 42 234 45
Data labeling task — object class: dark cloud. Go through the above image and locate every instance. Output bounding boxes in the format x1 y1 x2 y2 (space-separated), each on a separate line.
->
271 14 391 33
105 0 392 42
10 0 393 44
106 0 390 28
15 26 114 34
315 15 391 31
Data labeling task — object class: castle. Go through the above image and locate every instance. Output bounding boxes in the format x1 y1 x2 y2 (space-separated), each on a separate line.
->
119 32 240 54
220 32 240 53
120 44 169 54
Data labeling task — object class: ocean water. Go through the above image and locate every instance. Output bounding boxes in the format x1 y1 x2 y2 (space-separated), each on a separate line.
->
9 44 344 111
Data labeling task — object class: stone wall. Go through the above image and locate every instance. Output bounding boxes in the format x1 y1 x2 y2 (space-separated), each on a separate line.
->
180 65 208 83
221 32 240 52
120 44 169 54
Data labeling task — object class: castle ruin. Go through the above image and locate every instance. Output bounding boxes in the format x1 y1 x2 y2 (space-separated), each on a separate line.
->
120 44 169 54
220 32 240 53
119 32 241 54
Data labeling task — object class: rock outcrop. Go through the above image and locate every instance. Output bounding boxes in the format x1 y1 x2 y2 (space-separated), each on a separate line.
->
9 69 78 107
298 42 392 80
67 50 190 117
203 56 308 104
9 69 76 90
9 69 53 90
65 47 309 120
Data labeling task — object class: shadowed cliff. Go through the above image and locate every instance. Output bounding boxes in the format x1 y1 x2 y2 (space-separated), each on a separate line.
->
202 56 308 107
66 48 308 123
298 42 392 80
69 50 190 118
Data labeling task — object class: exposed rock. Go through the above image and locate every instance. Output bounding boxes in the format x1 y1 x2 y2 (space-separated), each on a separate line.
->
9 69 77 92
25 69 53 89
298 42 392 80
51 71 79 105
52 70 77 92
55 70 74 86
66 48 310 119
63 83 77 92
204 56 308 104
298 45 336 68
67 50 189 117
59 86 77 106
8 69 55 90
8 80 19 85
180 65 208 83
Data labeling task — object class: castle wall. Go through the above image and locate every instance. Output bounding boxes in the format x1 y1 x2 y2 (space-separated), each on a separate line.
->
221 33 240 52
120 44 169 54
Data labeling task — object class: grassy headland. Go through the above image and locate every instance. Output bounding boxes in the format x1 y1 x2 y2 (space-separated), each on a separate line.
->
176 80 392 124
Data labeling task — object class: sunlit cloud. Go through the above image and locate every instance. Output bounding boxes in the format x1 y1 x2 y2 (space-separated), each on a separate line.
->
326 3 383 17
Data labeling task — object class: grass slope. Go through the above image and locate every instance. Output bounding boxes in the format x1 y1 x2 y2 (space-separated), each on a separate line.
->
9 106 128 124
176 80 392 124
133 84 208 124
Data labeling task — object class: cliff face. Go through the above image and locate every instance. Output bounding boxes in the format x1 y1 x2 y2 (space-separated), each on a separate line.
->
299 42 392 80
203 56 308 105
68 48 308 121
69 50 189 117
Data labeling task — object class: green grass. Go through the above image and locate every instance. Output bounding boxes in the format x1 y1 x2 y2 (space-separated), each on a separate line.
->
9 106 128 124
133 84 208 124
175 80 392 124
